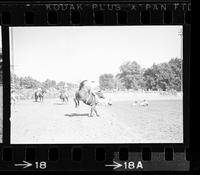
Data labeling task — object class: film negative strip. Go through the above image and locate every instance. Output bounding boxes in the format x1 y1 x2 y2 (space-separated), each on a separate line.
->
0 0 191 172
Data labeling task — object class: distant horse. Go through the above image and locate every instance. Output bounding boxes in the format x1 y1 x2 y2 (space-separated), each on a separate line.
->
74 80 105 117
60 92 69 103
34 89 46 102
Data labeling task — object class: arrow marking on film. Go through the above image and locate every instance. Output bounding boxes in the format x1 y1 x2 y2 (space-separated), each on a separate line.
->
14 160 32 169
105 161 123 169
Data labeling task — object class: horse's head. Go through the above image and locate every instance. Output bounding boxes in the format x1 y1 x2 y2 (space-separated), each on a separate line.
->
96 91 105 99
97 97 112 106
79 80 88 90
42 89 47 94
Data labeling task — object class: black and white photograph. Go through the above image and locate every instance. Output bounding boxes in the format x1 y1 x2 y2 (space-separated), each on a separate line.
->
10 26 183 144
0 26 2 143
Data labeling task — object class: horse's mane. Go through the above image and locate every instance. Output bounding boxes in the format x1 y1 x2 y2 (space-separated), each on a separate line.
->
79 80 88 90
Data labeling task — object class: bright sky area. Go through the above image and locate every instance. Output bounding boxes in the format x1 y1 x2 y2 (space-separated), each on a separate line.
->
9 26 183 84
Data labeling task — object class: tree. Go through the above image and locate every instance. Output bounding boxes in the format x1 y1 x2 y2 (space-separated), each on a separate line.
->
117 61 143 90
42 79 56 89
99 74 115 90
143 58 182 91
168 58 182 91
143 63 172 91
11 73 21 89
114 76 125 90
56 81 66 90
66 82 78 90
143 67 156 90
155 63 173 91
19 76 41 89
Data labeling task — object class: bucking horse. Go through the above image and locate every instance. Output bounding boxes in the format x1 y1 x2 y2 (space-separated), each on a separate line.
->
74 80 111 117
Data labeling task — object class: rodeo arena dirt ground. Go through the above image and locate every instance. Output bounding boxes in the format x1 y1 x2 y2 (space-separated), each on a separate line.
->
10 90 183 144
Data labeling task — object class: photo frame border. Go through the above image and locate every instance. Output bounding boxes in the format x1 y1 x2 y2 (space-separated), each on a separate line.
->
0 1 191 171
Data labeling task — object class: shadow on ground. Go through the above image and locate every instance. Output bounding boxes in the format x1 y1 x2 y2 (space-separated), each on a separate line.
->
54 102 68 105
64 113 89 117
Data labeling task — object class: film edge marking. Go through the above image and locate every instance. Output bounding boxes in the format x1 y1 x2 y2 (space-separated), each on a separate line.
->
105 161 143 170
14 160 32 169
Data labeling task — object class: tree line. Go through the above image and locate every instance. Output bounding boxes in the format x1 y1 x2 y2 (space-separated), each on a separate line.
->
10 57 182 92
99 58 182 91
11 74 77 91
